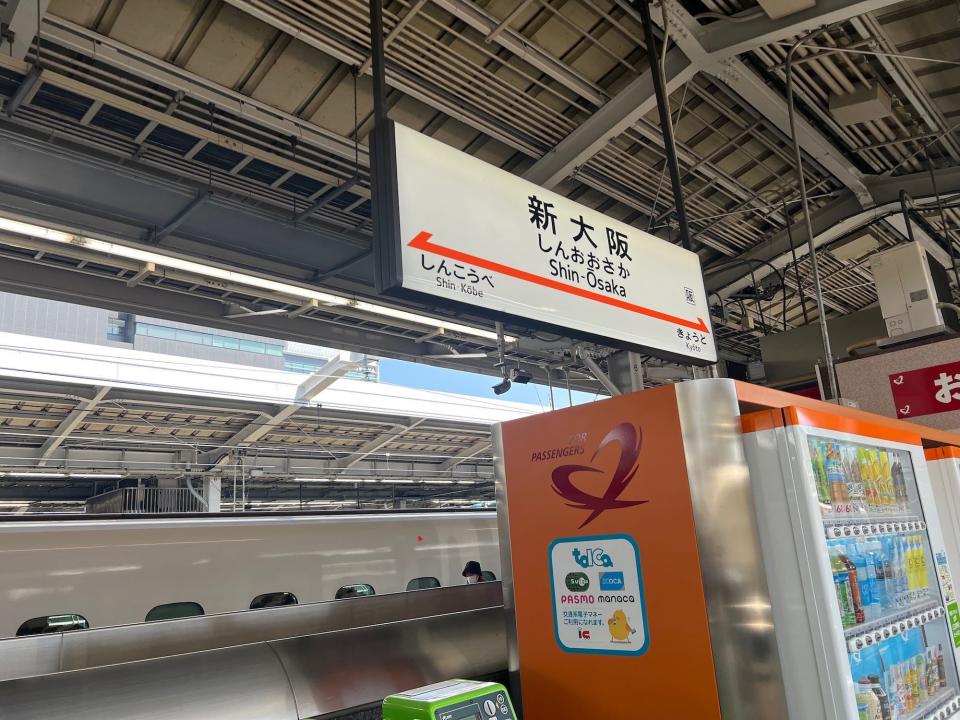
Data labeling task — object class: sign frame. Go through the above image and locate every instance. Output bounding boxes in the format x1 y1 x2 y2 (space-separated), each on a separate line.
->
372 120 716 366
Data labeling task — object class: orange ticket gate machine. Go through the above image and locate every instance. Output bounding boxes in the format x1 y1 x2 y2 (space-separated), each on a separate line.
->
495 378 960 719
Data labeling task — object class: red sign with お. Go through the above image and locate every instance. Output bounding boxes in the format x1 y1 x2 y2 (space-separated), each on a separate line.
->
889 360 960 418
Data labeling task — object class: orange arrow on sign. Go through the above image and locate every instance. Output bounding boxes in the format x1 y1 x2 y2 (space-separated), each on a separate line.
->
409 231 711 333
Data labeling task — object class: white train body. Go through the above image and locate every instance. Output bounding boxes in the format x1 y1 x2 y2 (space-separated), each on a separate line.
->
0 512 500 639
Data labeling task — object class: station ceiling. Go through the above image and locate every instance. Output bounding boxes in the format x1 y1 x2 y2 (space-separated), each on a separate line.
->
0 0 958 377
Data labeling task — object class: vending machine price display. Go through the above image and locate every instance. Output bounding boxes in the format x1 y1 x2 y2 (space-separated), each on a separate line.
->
382 680 516 720
803 432 960 720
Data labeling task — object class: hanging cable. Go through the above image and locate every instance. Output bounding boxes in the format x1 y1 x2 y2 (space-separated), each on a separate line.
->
786 25 840 400
782 195 810 324
925 147 960 292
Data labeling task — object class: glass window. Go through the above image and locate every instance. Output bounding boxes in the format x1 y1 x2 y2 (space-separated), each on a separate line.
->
406 577 441 591
16 614 89 636
265 344 283 356
250 592 298 609
211 335 240 350
238 339 265 354
481 571 497 582
145 602 204 622
175 329 205 345
141 323 176 340
335 584 375 600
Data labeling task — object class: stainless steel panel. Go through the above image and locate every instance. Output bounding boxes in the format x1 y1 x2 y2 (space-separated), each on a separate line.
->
0 642 299 720
675 378 790 719
0 633 61 685
272 608 507 718
492 423 521 706
0 583 502 681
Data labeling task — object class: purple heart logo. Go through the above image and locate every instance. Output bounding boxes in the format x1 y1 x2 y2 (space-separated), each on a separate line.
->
551 423 648 528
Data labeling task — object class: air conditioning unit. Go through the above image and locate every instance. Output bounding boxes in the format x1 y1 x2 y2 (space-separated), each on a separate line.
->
870 242 958 345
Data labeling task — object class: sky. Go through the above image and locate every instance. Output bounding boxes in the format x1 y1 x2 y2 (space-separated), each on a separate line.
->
378 358 601 410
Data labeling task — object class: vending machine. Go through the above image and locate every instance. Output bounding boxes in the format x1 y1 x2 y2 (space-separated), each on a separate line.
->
742 406 960 720
924 446 960 647
496 379 960 720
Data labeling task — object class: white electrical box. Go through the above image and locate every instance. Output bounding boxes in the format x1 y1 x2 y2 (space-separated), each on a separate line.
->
871 242 946 339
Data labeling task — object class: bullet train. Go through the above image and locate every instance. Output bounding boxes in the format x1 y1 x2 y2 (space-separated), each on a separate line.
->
0 511 500 640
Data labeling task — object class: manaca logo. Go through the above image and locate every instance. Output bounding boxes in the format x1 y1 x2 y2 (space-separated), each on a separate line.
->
551 423 646 528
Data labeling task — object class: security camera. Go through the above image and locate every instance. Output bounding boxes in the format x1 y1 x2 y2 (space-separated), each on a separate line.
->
492 377 512 395
510 367 533 384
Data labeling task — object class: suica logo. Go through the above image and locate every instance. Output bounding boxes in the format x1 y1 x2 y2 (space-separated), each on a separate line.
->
551 423 647 528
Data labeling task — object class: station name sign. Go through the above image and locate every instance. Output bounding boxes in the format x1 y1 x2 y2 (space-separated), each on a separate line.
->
374 122 716 364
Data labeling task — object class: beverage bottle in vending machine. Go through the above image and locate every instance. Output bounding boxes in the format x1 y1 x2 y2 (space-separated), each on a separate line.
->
826 442 849 510
866 676 893 720
841 552 866 624
859 448 880 514
847 540 878 621
891 455 909 513
831 549 857 627
844 446 867 513
879 452 896 513
809 438 832 510
865 537 890 612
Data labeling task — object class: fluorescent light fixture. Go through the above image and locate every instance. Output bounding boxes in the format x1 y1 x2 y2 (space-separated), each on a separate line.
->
423 480 455 484
0 216 512 343
71 474 123 479
0 471 66 478
333 478 379 483
385 479 415 484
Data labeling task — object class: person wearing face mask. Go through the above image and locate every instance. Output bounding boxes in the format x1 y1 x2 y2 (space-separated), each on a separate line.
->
462 560 485 584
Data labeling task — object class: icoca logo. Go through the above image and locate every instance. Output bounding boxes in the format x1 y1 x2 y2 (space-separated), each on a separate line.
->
573 547 613 569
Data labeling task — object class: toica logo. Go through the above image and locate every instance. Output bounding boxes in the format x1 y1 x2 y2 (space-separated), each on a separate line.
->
565 572 590 592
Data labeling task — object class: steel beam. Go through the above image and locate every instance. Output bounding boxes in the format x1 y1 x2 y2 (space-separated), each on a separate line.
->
148 189 212 244
697 0 909 58
203 359 356 470
705 164 960 297
525 48 695 188
0 0 49 60
652 1 872 205
4 65 42 117
331 419 426 469
438 440 492 471
36 385 111 466
429 0 606 107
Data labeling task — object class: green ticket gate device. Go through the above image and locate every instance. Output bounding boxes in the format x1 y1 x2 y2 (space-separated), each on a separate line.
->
382 679 516 720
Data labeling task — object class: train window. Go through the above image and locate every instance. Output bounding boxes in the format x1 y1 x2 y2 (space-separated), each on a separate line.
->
335 584 375 600
16 614 89 636
250 592 298 609
145 602 204 622
406 577 441 591
481 571 497 582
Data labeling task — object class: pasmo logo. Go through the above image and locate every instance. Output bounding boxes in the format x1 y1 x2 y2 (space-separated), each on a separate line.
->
551 423 647 528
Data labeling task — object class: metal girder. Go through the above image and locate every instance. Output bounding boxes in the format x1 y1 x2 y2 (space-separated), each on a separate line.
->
654 1 872 205
429 0 606 107
4 65 41 117
696 0 909 59
331 419 426 469
0 0 49 59
42 17 367 168
292 175 361 225
849 16 960 163
203 359 356 470
705 164 960 296
438 440 492 471
524 48 695 189
35 385 111 466
147 189 213 245
715 59 872 204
